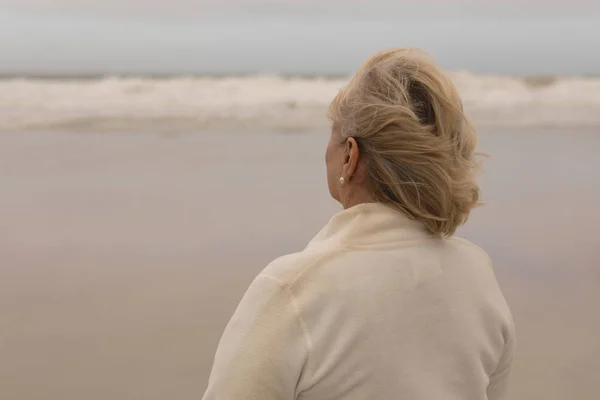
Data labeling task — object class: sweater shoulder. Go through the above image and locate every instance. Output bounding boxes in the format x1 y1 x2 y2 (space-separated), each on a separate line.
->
259 245 340 287
447 236 493 265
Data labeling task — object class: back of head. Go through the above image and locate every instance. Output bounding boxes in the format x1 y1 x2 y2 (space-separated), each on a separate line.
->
328 48 481 237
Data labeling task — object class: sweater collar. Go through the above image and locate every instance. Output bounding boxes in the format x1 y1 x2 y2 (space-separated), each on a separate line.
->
307 202 432 249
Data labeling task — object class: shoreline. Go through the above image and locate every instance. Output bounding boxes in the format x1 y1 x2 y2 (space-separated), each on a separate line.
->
2 74 600 132
3 113 600 134
2 72 599 81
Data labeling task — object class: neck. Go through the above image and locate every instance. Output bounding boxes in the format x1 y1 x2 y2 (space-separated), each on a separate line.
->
340 187 375 209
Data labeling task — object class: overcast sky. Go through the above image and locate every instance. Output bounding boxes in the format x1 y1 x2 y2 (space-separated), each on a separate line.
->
4 0 600 18
2 0 599 75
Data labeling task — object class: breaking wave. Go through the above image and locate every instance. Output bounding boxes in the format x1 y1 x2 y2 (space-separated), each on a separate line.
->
1 73 600 132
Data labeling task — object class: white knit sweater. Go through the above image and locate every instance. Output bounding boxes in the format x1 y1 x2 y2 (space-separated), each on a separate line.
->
203 202 515 399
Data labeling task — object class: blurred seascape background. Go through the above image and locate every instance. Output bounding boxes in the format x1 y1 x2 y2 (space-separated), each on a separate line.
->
1 1 599 399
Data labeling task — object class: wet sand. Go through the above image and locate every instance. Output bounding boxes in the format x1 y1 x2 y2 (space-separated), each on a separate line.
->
1 130 599 399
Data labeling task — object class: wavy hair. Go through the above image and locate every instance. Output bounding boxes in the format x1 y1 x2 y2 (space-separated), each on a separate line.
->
328 48 481 236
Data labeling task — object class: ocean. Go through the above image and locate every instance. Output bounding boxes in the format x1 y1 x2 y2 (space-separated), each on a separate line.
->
2 4 600 76
3 3 600 132
2 74 600 133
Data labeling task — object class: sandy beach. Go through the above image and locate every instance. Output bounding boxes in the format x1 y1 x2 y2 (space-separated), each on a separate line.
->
1 129 599 399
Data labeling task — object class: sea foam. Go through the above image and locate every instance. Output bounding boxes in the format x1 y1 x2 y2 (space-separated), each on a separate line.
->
1 73 599 132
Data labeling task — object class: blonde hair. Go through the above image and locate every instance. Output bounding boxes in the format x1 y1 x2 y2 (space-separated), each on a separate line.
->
328 48 481 237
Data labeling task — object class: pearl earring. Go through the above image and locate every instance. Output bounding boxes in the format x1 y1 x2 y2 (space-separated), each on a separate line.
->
339 177 346 185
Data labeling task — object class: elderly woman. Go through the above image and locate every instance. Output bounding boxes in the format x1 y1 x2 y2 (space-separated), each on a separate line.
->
202 48 515 400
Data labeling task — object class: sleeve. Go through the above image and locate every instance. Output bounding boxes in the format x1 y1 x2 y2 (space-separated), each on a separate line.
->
486 318 516 400
202 275 310 400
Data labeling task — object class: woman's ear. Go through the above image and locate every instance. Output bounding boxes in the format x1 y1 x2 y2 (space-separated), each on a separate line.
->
342 137 360 181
